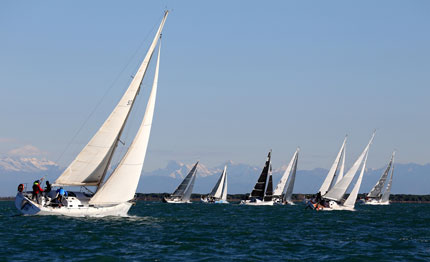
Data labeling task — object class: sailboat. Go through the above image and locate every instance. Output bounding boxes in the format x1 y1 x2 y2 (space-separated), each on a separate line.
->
272 148 299 205
15 12 169 217
308 132 375 211
163 162 198 204
365 152 395 205
240 150 274 206
201 165 228 204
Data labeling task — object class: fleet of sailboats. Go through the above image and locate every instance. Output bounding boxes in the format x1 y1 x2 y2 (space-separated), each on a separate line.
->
12 11 400 216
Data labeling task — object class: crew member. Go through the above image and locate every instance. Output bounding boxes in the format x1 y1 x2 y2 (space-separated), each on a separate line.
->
32 180 44 204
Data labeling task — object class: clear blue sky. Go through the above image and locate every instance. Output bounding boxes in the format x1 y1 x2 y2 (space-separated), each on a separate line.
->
1 1 429 171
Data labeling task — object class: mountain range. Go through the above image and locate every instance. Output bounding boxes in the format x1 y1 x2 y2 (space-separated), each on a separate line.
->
0 156 428 196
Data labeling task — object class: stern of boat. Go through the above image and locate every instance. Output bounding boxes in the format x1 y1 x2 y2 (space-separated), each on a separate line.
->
15 192 41 215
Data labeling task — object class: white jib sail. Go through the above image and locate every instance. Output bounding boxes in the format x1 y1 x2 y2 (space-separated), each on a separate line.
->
343 149 369 208
324 132 375 202
284 149 299 203
381 152 395 203
221 167 228 201
213 166 227 199
319 136 347 195
55 12 168 187
89 39 162 205
273 148 299 196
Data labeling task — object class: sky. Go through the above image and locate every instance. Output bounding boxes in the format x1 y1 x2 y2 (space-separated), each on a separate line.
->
0 1 429 172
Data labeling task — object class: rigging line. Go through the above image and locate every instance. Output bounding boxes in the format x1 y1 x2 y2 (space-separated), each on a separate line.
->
53 14 164 169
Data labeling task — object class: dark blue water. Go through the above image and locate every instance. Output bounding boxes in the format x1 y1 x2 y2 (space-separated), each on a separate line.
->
1 201 429 261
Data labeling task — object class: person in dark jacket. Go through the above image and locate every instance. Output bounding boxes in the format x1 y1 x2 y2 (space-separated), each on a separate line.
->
32 180 44 204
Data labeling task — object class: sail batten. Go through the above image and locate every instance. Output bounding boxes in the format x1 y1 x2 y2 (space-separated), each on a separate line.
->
55 12 168 187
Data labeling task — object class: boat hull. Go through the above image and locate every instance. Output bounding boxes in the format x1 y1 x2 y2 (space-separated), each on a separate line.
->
364 199 390 205
163 196 190 204
240 199 274 206
15 192 132 217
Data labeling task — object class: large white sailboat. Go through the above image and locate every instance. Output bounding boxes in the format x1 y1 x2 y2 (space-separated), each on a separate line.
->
241 150 274 206
15 12 169 217
308 133 375 211
163 162 198 204
201 165 228 204
272 148 299 205
365 152 395 205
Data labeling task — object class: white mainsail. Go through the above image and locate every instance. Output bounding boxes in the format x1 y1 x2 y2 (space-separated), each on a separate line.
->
319 136 347 195
55 12 168 187
211 166 227 199
284 149 299 204
221 168 228 201
273 148 299 197
343 150 369 208
90 39 162 205
324 132 375 202
381 152 395 203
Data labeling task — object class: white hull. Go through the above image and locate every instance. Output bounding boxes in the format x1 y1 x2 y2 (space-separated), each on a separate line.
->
307 200 355 211
240 199 274 206
163 197 191 204
364 199 390 205
15 192 132 217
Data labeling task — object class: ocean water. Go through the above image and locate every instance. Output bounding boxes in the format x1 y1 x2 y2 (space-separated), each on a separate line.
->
1 201 429 261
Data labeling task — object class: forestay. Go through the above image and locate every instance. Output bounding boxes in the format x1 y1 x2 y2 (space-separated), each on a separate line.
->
324 132 375 202
55 12 168 186
90 39 163 205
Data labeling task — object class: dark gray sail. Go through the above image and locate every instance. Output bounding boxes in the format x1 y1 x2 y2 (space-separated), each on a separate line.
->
264 175 274 201
172 161 199 197
381 162 394 203
367 155 393 198
250 151 272 199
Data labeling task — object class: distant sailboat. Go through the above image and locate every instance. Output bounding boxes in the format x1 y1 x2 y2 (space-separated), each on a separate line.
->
15 12 169 217
163 162 198 203
272 148 299 205
365 152 395 205
201 165 228 204
241 150 274 206
308 133 375 211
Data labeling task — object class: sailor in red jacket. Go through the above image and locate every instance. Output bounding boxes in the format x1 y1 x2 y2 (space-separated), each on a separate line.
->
32 180 44 204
